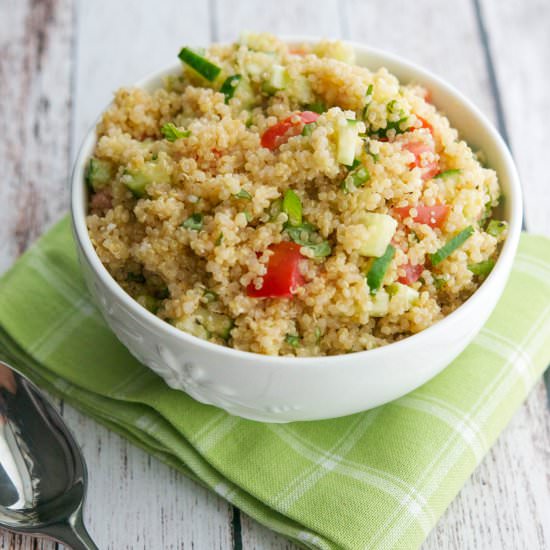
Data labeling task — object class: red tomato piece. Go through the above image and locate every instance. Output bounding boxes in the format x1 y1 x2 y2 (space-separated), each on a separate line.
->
398 262 424 285
402 141 439 180
393 204 450 228
260 111 320 150
246 242 305 298
416 116 433 133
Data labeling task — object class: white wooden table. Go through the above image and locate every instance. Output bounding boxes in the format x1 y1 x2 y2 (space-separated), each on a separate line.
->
1 0 549 548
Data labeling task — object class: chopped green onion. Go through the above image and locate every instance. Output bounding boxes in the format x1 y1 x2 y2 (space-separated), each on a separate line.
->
305 101 326 114
203 290 218 302
235 189 252 200
362 84 374 119
301 123 316 136
435 169 462 179
366 245 395 294
220 74 242 103
364 144 379 163
341 166 370 193
182 213 203 231
285 334 301 347
161 122 191 142
282 189 302 227
178 47 221 82
366 84 374 98
468 259 495 277
429 226 474 266
215 233 224 246
85 158 112 190
486 219 507 237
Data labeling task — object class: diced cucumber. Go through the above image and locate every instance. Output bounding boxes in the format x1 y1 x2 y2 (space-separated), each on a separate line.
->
173 307 234 340
358 213 398 257
429 226 474 266
262 64 289 94
85 158 113 191
137 295 160 314
201 309 234 340
178 47 221 82
388 282 419 309
336 119 359 166
486 219 507 238
366 245 395 293
233 76 255 109
123 161 171 198
468 259 495 277
370 289 389 317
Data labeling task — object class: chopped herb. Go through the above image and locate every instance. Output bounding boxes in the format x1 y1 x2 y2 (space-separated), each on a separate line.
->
215 233 224 246
366 84 374 98
366 245 395 294
285 334 301 348
486 219 507 237
282 189 302 227
468 259 495 277
301 122 316 136
433 276 447 290
219 74 242 103
178 47 222 82
314 326 322 344
285 223 332 258
429 226 474 266
305 101 326 114
348 158 361 170
161 122 191 142
341 166 370 193
156 287 170 300
243 210 252 222
435 169 462 179
182 213 204 231
151 153 159 161
203 290 218 302
370 116 409 139
386 99 399 114
235 189 252 200
126 272 146 284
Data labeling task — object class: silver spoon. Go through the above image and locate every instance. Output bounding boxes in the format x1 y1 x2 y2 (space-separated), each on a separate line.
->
0 361 98 549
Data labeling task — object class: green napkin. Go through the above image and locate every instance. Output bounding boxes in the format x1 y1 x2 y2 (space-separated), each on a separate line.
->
0 217 549 550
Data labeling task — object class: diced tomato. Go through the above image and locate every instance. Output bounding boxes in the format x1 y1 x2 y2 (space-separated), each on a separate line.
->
416 116 433 133
260 111 320 150
398 262 424 285
246 242 305 298
402 141 439 180
393 204 450 228
211 147 223 158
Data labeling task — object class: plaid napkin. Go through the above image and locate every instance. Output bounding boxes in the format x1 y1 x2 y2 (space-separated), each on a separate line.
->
0 217 549 550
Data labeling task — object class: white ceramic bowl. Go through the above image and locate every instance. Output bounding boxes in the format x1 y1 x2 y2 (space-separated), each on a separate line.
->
71 38 522 422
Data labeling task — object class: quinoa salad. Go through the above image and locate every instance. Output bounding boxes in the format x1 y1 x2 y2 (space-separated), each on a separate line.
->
86 33 507 357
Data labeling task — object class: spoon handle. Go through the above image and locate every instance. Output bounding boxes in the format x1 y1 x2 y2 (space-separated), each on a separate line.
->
42 511 99 550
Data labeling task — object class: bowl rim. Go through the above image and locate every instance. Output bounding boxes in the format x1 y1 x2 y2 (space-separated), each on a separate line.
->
71 37 523 366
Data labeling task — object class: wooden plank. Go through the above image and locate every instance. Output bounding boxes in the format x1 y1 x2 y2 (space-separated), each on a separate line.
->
0 0 73 547
481 0 550 234
65 1 236 549
0 0 73 275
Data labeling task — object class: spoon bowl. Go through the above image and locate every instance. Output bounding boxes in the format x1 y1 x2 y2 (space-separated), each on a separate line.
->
0 361 97 549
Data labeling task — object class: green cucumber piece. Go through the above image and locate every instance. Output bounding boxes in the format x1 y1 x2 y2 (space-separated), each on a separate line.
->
358 213 398 257
262 64 289 94
178 47 221 82
366 244 395 294
486 219 507 237
85 158 113 191
434 169 461 179
468 259 495 277
429 226 474 266
337 119 359 166
123 161 171 198
370 289 389 317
